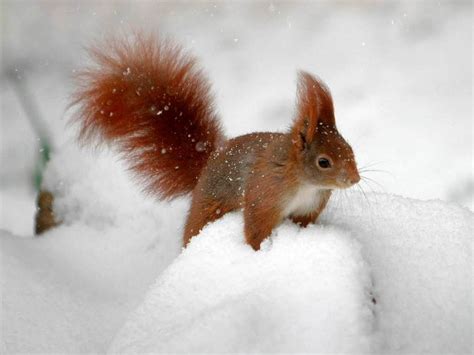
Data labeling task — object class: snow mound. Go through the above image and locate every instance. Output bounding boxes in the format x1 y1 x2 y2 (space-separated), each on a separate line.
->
0 221 181 353
109 214 375 353
107 193 473 354
0 142 188 353
1 140 472 353
323 194 473 353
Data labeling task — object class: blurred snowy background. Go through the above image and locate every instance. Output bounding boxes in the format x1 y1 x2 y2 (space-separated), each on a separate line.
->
1 1 472 353
0 0 472 236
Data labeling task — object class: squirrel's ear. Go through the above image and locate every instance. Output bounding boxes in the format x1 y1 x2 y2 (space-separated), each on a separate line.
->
291 71 335 148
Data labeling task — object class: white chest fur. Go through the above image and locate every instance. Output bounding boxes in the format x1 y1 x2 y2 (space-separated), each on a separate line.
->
282 183 325 218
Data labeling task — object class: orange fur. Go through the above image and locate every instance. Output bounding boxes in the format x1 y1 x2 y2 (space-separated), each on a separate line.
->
72 34 224 199
73 34 360 251
292 71 335 148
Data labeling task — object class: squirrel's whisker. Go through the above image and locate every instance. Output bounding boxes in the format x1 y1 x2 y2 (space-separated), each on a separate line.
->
361 175 385 192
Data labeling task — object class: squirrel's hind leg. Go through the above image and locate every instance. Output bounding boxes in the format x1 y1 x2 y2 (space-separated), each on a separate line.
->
183 193 239 247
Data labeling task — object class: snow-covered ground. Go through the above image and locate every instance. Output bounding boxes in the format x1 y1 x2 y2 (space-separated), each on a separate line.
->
1 143 472 352
1 1 472 353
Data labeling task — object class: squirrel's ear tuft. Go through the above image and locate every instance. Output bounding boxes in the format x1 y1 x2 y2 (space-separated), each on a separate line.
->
292 71 335 147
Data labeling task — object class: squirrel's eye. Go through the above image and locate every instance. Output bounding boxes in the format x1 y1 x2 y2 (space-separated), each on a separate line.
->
317 157 332 169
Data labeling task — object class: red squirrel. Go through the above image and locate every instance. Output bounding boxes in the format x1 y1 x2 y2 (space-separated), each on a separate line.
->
72 34 360 250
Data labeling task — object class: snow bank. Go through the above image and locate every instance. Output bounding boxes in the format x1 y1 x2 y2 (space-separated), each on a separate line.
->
323 193 473 353
1 142 188 353
1 141 472 353
108 194 473 354
109 214 375 353
0 221 181 353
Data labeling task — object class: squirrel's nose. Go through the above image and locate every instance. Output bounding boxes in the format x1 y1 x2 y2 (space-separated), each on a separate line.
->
349 171 360 185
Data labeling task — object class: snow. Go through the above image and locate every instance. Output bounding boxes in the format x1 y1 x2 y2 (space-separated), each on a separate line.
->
109 215 375 353
1 144 188 353
108 194 473 354
323 193 473 353
0 187 35 237
1 139 472 352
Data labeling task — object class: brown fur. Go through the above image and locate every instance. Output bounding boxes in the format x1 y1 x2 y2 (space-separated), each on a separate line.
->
72 33 224 199
72 34 360 250
292 71 335 147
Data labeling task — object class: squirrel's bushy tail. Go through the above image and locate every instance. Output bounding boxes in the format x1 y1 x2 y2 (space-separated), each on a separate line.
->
72 34 224 199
